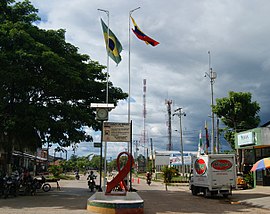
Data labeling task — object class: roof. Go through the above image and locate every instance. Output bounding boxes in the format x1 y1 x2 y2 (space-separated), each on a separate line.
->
155 150 197 155
12 151 47 161
261 121 270 127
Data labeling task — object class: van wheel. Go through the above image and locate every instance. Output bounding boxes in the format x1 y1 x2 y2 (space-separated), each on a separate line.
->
223 194 229 198
191 186 197 195
204 188 210 197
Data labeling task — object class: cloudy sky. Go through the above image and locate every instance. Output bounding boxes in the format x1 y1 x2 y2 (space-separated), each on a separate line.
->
30 0 270 160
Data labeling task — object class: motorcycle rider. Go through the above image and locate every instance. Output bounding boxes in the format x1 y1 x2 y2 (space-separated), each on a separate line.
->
75 170 80 180
146 172 152 185
87 171 97 191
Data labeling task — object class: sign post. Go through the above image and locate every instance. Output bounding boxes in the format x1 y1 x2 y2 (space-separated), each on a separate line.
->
103 122 133 190
90 103 115 192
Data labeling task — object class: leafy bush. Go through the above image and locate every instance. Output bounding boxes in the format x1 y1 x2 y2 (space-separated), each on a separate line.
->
244 172 254 188
161 166 177 183
48 165 63 177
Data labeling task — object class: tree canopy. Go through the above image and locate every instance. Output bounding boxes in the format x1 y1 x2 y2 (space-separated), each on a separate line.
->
0 0 128 153
212 91 260 149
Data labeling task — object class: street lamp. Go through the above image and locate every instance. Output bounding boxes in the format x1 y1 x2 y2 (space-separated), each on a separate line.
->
173 108 186 176
205 51 217 154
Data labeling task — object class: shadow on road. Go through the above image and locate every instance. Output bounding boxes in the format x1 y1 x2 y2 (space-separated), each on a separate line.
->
137 188 270 214
0 186 94 211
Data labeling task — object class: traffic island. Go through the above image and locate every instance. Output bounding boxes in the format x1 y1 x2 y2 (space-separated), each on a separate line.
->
87 192 144 214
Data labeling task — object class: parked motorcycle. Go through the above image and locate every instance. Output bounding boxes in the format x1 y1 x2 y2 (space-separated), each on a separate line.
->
20 175 37 196
34 176 51 192
0 176 4 197
2 175 19 198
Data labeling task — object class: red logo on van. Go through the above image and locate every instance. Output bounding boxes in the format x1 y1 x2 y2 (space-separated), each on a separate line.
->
211 160 232 170
194 159 207 175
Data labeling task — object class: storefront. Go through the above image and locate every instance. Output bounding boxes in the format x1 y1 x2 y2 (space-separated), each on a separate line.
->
235 126 270 186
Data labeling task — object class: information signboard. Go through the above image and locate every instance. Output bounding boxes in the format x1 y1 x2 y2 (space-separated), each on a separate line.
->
94 142 101 148
103 122 131 142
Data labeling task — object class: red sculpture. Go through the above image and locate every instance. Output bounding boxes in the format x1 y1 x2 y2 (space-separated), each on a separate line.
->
105 152 134 194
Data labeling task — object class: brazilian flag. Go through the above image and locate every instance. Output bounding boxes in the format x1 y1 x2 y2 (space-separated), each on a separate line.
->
101 18 123 65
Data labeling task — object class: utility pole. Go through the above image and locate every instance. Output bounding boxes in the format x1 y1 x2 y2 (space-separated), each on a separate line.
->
134 140 139 173
173 108 186 175
142 79 147 171
205 51 217 154
150 138 154 173
216 118 220 153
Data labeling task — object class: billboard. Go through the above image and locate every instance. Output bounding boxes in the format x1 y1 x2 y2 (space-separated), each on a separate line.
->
169 152 194 165
237 132 255 146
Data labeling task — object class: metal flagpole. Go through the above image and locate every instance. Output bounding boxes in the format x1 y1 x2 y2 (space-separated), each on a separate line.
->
128 7 140 190
98 8 109 190
98 9 110 103
128 6 140 150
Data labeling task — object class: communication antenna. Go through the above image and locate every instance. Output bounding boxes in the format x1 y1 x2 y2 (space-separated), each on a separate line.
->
165 99 173 150
205 51 217 154
142 79 147 167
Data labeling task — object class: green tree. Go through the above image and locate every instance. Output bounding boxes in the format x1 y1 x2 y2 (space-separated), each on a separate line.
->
0 0 128 167
161 166 177 191
48 165 63 177
90 155 103 170
213 91 260 172
107 159 117 172
212 91 260 149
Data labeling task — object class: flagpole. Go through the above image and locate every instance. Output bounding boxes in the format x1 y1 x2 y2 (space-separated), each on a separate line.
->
128 6 140 149
98 9 110 103
98 8 109 191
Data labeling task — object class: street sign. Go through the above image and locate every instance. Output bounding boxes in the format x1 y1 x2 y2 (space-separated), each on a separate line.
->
103 122 131 142
94 142 101 148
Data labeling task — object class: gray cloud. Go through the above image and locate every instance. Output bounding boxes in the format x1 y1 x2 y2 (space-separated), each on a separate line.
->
31 0 270 159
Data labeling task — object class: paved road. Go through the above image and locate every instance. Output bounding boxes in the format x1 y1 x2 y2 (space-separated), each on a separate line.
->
0 176 92 214
133 180 270 214
0 175 270 214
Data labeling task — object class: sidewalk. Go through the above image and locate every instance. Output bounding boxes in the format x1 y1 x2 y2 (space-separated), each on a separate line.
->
232 186 270 209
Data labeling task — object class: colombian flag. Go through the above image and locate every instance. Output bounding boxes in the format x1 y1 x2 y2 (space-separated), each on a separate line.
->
130 16 159 47
101 18 123 65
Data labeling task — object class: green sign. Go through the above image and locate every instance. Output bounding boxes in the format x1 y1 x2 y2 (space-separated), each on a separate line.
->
94 142 101 148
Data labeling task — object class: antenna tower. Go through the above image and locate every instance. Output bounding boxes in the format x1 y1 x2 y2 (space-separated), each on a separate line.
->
165 99 173 151
142 79 148 168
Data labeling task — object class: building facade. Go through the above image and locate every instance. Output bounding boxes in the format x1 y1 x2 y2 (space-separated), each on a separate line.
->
235 124 270 186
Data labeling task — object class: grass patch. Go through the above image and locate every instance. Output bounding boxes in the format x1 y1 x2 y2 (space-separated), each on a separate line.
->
45 174 75 180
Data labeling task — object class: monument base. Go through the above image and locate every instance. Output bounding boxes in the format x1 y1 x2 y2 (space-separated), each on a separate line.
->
87 192 144 214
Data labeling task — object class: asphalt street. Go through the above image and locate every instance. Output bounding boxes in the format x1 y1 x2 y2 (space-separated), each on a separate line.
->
0 175 269 214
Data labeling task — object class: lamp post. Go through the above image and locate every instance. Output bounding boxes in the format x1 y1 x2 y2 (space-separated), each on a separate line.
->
90 103 115 192
205 51 217 154
173 108 186 176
